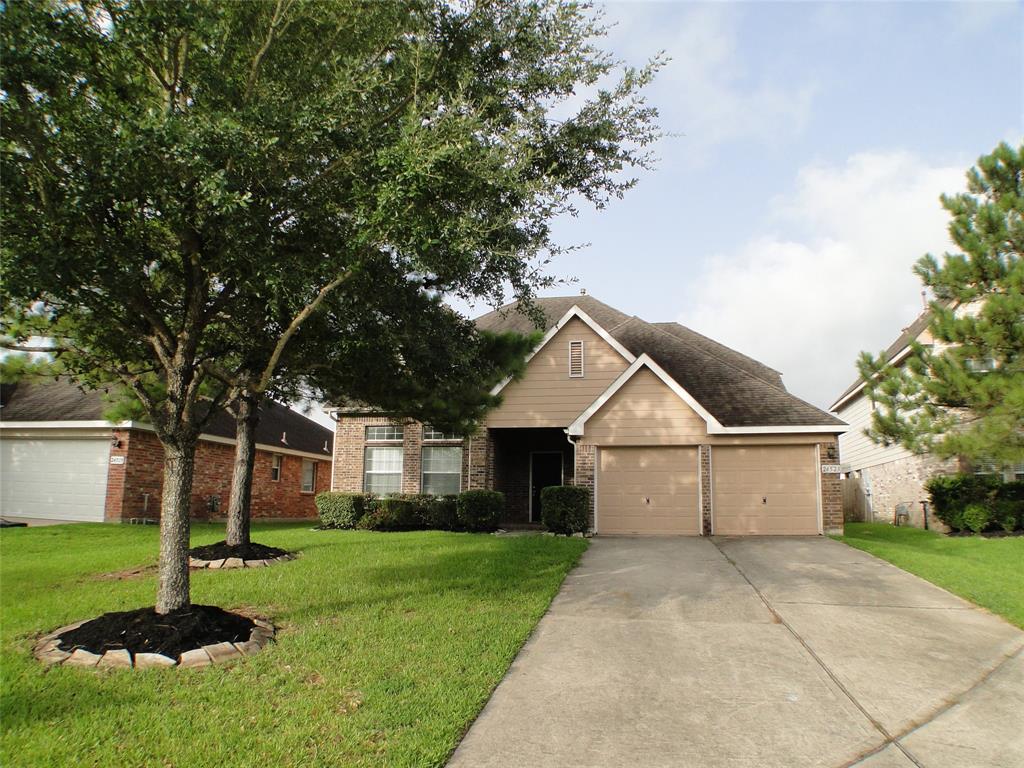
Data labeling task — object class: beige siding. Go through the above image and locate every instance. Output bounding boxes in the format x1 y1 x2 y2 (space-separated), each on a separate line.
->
712 445 819 535
836 393 913 470
598 446 700 535
487 317 630 428
580 368 707 445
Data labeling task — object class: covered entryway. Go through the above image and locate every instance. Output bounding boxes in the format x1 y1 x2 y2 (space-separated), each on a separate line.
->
597 446 699 535
0 437 111 522
711 444 819 535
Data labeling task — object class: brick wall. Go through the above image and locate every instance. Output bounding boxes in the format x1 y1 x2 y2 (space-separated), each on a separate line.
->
819 439 843 536
859 452 960 530
573 442 595 530
699 445 712 535
105 428 329 521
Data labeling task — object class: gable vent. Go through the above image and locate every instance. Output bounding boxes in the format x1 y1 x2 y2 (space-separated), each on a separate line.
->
569 340 585 378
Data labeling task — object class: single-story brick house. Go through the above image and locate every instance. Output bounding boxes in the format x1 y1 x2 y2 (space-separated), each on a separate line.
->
0 379 332 523
330 295 849 535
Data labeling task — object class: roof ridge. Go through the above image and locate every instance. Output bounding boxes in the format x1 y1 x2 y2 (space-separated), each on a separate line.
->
631 318 794 396
652 321 783 376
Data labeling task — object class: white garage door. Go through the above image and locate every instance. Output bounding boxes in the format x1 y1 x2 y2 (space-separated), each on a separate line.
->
0 437 111 522
712 445 820 535
597 446 700 535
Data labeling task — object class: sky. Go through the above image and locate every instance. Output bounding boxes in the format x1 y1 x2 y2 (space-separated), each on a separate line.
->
459 0 1020 404
309 0 1022 427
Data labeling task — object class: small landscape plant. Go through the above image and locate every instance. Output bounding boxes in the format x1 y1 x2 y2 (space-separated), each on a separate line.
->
357 497 423 531
961 503 992 534
315 492 368 529
924 474 1001 531
540 485 590 534
457 490 505 532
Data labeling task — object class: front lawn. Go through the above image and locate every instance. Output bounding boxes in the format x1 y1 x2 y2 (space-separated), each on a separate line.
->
838 523 1024 629
0 523 586 767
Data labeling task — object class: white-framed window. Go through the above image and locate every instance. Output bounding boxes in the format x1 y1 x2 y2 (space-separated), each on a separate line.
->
973 459 999 476
421 446 462 495
569 340 584 378
301 459 317 493
365 425 404 441
271 454 283 482
423 426 460 441
364 446 403 494
1012 462 1024 481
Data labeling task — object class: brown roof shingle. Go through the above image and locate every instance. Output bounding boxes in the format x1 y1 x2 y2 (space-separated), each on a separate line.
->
476 296 844 429
0 379 332 456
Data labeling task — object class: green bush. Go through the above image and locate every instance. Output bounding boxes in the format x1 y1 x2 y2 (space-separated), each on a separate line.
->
457 490 504 532
357 497 423 531
925 474 1001 531
315 492 368 529
540 485 590 534
420 494 460 531
991 499 1020 533
962 503 992 534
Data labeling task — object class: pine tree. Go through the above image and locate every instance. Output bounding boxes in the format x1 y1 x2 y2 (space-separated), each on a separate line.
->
858 142 1024 466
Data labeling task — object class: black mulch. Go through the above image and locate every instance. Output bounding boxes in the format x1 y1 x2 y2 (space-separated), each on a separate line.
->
188 540 289 561
56 605 255 659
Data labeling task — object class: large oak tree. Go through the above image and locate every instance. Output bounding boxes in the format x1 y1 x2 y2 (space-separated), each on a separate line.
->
2 1 661 613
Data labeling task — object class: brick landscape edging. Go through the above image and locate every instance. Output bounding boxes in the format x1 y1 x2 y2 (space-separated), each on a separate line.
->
33 617 276 670
189 552 298 569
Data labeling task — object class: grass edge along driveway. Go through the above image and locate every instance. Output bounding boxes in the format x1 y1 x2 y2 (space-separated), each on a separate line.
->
837 522 1024 629
0 523 587 768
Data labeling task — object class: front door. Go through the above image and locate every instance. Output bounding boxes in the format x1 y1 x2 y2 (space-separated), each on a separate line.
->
530 452 564 522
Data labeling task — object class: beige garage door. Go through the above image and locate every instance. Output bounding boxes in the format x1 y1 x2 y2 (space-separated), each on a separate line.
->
598 447 700 535
712 445 819 535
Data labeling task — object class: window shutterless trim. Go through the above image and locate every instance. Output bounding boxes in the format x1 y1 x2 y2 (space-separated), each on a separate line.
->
421 446 462 495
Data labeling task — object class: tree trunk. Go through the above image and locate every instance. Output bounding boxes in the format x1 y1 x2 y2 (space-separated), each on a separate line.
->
156 438 196 614
225 394 261 547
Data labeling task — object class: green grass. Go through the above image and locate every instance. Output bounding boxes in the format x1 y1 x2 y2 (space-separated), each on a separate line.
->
0 523 587 767
838 523 1024 629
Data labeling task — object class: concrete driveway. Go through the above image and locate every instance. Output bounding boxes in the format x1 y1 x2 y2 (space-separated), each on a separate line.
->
448 537 1024 768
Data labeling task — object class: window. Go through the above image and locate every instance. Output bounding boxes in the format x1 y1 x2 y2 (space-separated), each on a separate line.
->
271 454 282 482
364 446 403 494
423 426 460 441
421 446 462 495
365 425 404 441
1012 462 1024 481
973 459 999 476
569 340 584 378
965 357 997 373
301 459 317 493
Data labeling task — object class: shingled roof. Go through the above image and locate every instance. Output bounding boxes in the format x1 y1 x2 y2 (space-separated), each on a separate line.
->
0 378 333 456
477 295 844 429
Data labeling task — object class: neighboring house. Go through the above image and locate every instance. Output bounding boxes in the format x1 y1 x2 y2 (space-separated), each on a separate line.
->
330 295 848 535
830 309 1023 528
0 379 332 523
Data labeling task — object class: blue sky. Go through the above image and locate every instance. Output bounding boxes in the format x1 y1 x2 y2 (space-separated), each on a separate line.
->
449 0 1022 414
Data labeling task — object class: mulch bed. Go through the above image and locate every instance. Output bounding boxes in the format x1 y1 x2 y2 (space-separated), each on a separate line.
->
946 530 1024 538
57 605 255 659
188 540 289 561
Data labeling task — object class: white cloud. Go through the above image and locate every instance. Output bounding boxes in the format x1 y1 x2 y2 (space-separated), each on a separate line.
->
631 4 816 163
677 151 966 409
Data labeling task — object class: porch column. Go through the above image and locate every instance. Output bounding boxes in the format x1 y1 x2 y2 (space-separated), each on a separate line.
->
573 442 596 531
467 429 494 490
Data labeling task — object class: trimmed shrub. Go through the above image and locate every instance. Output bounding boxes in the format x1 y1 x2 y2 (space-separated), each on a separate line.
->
421 494 460 531
457 490 504 532
962 503 992 534
540 485 590 534
316 492 368 529
992 499 1020 533
925 474 1001 531
357 497 422 531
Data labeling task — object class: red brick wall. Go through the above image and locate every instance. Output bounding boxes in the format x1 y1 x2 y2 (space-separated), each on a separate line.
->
105 428 329 521
819 438 843 535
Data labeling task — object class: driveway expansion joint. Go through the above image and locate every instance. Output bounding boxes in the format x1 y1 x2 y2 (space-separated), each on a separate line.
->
709 539 925 768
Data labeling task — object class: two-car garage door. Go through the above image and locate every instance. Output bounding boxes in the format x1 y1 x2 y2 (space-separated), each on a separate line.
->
595 444 820 536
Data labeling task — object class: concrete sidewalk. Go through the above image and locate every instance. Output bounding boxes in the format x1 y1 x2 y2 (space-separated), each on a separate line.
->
447 537 1023 768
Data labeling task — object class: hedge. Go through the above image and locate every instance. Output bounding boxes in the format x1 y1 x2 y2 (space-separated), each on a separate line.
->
457 490 505 532
540 485 590 534
925 474 1023 533
315 492 369 529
